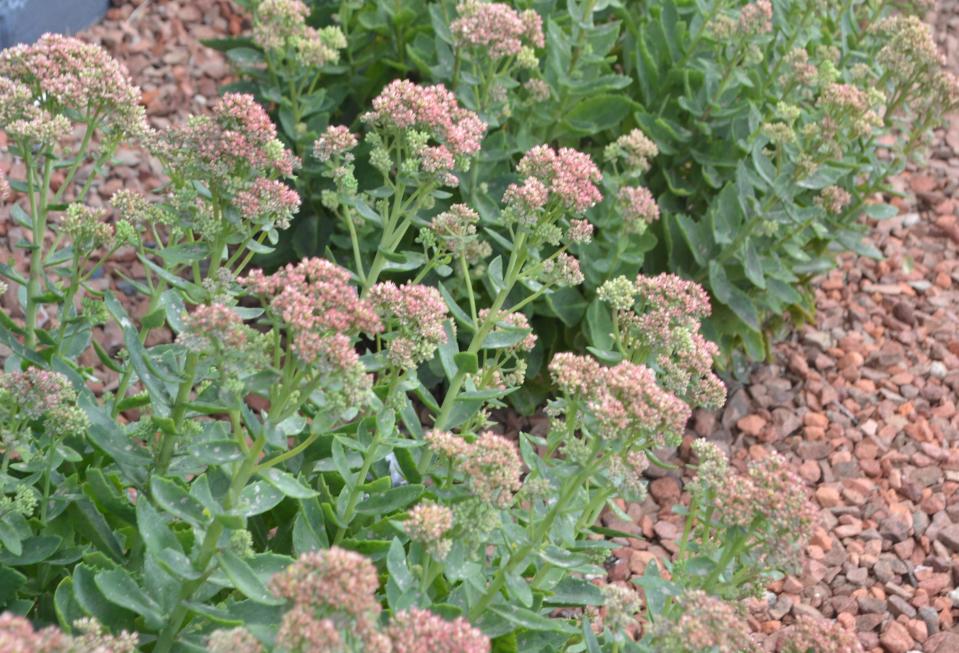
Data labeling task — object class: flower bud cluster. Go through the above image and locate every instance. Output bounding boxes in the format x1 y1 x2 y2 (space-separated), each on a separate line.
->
451 1 544 60
0 485 38 518
110 189 171 228
253 0 346 67
541 252 584 287
368 282 450 370
362 80 486 185
405 501 454 560
0 34 148 143
267 548 489 652
598 273 725 409
873 15 959 124
710 452 817 573
604 450 650 502
428 204 491 263
651 590 759 653
178 303 266 374
599 584 643 634
427 430 523 508
604 128 659 175
0 613 137 653
241 258 381 407
778 615 863 653
60 204 118 251
481 309 537 352
159 93 300 237
817 185 852 215
549 353 691 447
0 368 88 439
207 627 263 653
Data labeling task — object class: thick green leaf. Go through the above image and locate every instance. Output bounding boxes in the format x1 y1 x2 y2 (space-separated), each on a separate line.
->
0 536 61 566
94 568 166 629
216 550 285 605
564 95 636 133
261 469 318 499
488 604 578 634
708 261 761 332
355 484 424 515
151 477 209 527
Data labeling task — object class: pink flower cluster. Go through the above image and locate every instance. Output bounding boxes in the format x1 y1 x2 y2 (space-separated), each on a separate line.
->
0 612 69 653
450 0 544 59
0 613 137 653
363 80 487 159
618 186 660 232
241 258 380 402
511 145 603 214
269 548 490 652
314 125 358 162
567 219 594 244
429 204 491 263
368 281 449 369
658 331 727 409
428 431 523 507
406 501 454 559
737 0 772 36
234 178 302 230
179 303 251 351
162 93 299 189
270 548 391 652
480 309 537 352
207 627 263 653
387 609 491 653
713 452 817 572
253 0 347 67
605 128 659 174
549 353 691 446
652 591 759 653
0 33 146 138
271 547 382 623
1 368 76 419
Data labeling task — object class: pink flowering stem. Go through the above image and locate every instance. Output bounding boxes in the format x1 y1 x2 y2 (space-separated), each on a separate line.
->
153 428 272 653
468 437 603 620
428 230 529 434
21 149 53 348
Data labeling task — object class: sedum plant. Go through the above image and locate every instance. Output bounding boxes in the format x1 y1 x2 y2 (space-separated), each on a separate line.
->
0 22 853 653
214 0 958 372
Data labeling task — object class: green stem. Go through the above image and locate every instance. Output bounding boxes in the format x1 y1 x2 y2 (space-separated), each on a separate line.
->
333 419 387 545
24 152 53 349
39 442 58 523
157 353 199 473
431 232 528 432
459 254 478 326
257 431 320 472
468 448 602 620
152 434 266 653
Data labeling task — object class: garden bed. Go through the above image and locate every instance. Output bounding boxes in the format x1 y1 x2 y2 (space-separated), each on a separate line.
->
0 0 958 651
